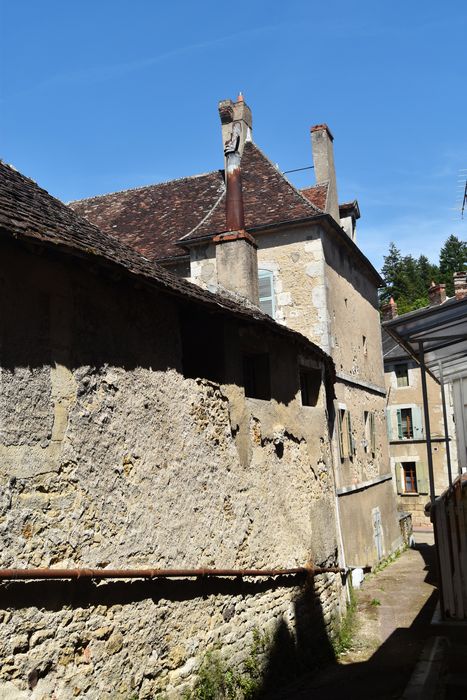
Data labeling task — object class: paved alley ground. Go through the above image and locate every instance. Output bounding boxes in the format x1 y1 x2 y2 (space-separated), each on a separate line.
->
274 532 442 699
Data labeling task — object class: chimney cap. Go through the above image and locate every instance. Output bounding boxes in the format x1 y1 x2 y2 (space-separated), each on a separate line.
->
311 123 334 141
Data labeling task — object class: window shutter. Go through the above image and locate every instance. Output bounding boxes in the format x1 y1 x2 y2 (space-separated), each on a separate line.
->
397 409 402 439
346 411 354 456
337 410 345 459
416 461 429 494
386 408 393 441
412 406 424 439
258 270 275 318
395 462 403 494
370 412 376 454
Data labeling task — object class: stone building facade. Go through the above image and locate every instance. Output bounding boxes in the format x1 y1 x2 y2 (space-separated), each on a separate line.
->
0 162 343 697
72 95 402 569
382 294 458 528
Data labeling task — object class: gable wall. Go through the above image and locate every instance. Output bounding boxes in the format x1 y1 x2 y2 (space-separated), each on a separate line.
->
0 239 343 698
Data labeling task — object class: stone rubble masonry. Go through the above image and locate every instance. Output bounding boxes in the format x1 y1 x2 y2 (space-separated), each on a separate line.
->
0 241 343 698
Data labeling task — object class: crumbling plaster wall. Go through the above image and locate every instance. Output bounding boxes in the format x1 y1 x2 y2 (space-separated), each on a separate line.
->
0 242 342 699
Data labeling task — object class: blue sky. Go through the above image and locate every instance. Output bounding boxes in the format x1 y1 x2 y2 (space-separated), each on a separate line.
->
1 0 466 271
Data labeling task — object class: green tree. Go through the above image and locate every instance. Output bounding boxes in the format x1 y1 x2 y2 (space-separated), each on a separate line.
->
439 235 467 295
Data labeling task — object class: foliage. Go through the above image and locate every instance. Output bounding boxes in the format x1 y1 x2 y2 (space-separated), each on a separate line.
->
439 235 467 295
332 585 357 656
380 235 466 313
184 629 269 700
370 598 381 607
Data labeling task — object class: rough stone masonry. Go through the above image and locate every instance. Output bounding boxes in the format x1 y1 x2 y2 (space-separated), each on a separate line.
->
0 234 343 698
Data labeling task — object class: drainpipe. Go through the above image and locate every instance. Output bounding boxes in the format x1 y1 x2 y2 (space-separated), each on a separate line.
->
213 121 259 305
0 565 351 581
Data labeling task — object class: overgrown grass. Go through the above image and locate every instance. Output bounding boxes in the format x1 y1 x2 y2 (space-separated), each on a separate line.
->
331 586 357 656
183 629 270 700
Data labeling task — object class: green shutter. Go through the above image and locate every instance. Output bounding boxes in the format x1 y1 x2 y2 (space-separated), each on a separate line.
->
416 461 429 494
397 409 402 440
395 462 403 494
412 406 424 439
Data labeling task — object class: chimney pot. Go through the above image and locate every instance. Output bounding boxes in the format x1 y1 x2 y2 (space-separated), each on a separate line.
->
381 296 398 321
453 271 467 300
428 282 446 306
218 95 253 162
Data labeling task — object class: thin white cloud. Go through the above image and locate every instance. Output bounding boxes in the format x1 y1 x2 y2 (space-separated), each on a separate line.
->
1 23 282 102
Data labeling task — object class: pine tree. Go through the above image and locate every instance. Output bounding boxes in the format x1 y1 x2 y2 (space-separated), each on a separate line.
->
439 235 467 295
380 243 403 304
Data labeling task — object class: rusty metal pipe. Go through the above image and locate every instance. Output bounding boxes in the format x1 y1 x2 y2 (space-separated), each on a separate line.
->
0 566 344 581
224 122 246 232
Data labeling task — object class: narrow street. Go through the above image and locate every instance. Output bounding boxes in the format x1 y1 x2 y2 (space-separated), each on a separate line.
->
275 532 459 699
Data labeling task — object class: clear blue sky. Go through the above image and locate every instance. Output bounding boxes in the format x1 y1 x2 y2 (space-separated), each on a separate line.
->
1 0 466 271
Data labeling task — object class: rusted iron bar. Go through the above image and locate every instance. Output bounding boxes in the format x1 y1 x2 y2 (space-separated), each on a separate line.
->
0 566 345 581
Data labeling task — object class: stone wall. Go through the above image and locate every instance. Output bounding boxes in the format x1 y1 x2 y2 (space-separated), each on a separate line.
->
0 241 343 699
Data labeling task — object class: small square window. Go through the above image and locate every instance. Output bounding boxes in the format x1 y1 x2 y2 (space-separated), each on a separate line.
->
395 364 409 388
299 368 321 407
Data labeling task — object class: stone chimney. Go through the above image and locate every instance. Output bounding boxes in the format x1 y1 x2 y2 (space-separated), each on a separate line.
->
381 297 398 321
214 104 259 306
453 271 467 300
218 93 252 166
428 281 446 306
311 124 340 224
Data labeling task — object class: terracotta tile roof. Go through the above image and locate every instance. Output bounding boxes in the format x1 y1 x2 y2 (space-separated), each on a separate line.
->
70 142 321 261
300 183 328 211
70 170 225 260
0 160 335 380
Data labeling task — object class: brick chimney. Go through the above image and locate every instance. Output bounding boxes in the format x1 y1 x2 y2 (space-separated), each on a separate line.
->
381 297 398 321
214 104 259 306
218 93 252 166
428 281 446 306
310 124 340 224
453 271 467 300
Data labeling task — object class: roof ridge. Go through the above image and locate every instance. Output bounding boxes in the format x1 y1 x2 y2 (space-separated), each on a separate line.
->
244 142 322 215
68 169 222 205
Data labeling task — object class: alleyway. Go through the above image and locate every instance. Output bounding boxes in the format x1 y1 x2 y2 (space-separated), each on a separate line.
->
274 533 465 699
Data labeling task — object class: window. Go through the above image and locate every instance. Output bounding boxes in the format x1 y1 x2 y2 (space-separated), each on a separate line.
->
403 462 417 493
395 363 409 388
243 353 271 400
258 269 275 318
395 461 429 495
299 368 321 407
180 310 224 381
397 408 419 439
364 411 376 455
337 408 355 459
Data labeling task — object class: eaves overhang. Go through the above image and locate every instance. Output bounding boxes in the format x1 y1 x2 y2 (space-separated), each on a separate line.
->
383 296 467 383
173 212 382 287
